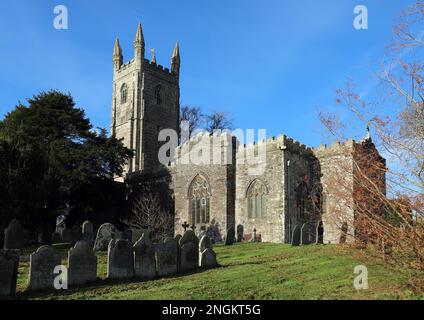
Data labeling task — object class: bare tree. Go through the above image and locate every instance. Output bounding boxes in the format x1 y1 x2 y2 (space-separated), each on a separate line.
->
204 111 233 132
123 193 174 243
180 106 204 136
319 1 424 282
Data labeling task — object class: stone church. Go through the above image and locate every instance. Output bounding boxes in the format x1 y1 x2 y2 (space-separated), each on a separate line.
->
111 23 386 245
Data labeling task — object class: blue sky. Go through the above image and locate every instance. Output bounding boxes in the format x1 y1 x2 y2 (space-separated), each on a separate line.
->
0 0 415 147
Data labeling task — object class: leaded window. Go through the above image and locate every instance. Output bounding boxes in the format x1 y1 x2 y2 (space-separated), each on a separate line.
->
188 175 210 224
247 180 268 218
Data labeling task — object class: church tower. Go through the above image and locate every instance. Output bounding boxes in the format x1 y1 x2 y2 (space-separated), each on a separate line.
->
111 22 180 179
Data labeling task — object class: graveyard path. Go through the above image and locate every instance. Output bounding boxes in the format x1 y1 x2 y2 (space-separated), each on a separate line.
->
14 243 424 300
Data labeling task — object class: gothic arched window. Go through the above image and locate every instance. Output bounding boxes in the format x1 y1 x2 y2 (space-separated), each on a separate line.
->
154 84 162 105
188 175 210 224
247 179 268 219
121 84 128 104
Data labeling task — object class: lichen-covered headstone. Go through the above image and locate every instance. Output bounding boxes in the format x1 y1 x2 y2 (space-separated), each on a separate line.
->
179 230 199 273
225 226 235 246
291 225 301 246
0 250 20 296
68 241 97 286
81 221 94 244
4 219 25 250
29 245 61 291
155 237 178 277
107 239 134 279
199 235 212 252
94 223 117 251
133 233 156 279
200 248 217 268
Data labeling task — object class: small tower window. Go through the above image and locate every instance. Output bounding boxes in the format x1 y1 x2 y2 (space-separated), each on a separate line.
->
154 84 162 105
121 84 128 104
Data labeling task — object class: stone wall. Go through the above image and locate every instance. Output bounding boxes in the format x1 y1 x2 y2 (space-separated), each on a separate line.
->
172 133 236 242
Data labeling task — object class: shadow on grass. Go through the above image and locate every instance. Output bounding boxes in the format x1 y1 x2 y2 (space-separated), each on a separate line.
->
13 264 222 300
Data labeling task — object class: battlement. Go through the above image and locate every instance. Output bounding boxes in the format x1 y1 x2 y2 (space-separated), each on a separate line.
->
237 133 314 158
313 139 356 158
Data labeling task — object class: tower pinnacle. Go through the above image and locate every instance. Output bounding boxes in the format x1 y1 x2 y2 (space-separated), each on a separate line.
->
171 41 180 74
113 37 123 69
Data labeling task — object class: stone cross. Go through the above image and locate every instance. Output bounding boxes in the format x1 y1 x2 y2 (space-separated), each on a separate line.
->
182 221 189 232
190 224 196 231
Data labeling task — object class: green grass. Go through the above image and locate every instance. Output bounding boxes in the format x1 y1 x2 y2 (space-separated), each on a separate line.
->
13 242 424 300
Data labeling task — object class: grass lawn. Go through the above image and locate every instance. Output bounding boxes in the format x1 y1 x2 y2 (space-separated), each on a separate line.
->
14 242 424 300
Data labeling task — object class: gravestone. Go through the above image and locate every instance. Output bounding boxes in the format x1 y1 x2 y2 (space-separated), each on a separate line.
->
0 250 20 296
300 223 310 245
61 227 72 243
107 239 134 279
200 248 217 268
94 223 117 251
29 245 61 291
131 229 145 244
133 233 156 279
236 225 244 242
155 237 178 277
199 235 212 252
4 219 25 250
291 225 301 246
70 225 82 244
68 241 97 286
225 226 235 246
315 221 324 244
174 234 182 271
179 230 199 273
81 221 94 244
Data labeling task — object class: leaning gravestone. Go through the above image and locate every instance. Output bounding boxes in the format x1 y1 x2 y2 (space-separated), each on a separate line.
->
4 219 25 250
81 221 94 244
199 235 212 252
68 241 97 286
94 223 117 251
70 225 82 244
156 237 178 277
200 248 217 268
29 245 61 291
61 227 72 243
291 225 301 246
133 233 156 279
179 230 199 273
0 249 20 296
107 239 134 279
225 226 235 246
